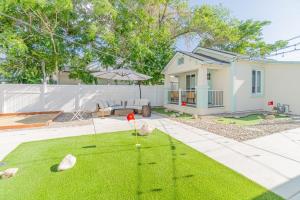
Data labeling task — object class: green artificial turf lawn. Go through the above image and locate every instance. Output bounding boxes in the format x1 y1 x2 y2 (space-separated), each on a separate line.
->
152 107 193 120
216 114 288 126
0 130 282 200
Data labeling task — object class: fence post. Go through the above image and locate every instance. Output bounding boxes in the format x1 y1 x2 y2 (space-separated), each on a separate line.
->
75 83 81 110
40 82 47 111
155 86 158 106
0 90 5 113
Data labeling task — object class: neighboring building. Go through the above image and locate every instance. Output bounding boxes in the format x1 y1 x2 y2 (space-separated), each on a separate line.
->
163 47 300 115
58 62 102 85
58 71 82 85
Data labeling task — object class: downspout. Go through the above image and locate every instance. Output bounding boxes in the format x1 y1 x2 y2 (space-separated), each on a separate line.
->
230 59 237 113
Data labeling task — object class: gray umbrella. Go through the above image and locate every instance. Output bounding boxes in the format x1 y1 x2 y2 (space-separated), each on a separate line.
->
92 68 152 98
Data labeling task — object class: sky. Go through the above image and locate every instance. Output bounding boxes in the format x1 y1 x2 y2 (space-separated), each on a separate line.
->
177 0 300 61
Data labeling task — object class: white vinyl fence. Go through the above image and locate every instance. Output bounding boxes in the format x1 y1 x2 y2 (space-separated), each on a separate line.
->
0 84 164 113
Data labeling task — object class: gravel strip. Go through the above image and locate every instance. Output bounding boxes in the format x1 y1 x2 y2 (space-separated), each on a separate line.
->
154 112 300 141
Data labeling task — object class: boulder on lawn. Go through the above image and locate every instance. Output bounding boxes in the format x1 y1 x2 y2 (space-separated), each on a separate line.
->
139 123 155 136
0 168 18 179
164 109 169 113
265 115 275 120
192 114 199 119
58 154 76 171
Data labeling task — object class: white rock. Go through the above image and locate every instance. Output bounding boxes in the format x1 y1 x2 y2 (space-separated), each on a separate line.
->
0 168 18 179
139 123 155 136
164 109 169 113
58 154 76 171
170 114 177 118
179 111 183 115
192 114 198 119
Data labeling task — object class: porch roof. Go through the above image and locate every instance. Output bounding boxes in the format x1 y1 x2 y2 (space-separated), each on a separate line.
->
177 51 231 65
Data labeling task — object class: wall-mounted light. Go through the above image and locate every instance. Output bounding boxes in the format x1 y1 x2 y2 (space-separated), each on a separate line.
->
207 72 211 80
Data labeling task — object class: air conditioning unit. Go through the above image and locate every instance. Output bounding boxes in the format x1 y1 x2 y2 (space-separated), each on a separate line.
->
274 103 291 114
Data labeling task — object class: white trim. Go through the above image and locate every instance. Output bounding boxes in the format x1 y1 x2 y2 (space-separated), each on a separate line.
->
237 58 300 65
251 69 263 96
186 73 196 90
162 52 230 74
264 60 300 64
163 52 205 74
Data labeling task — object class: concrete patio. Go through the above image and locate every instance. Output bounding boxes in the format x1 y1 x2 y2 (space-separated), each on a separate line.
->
1 114 300 199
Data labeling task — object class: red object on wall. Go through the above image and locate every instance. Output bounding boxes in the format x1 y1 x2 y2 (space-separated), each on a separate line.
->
268 101 274 106
127 112 135 121
181 101 187 106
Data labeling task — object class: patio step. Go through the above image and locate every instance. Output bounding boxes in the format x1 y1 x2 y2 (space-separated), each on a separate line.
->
291 116 300 122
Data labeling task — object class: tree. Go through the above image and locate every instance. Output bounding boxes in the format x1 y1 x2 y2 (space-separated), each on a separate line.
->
0 1 287 84
94 2 287 85
95 0 208 84
0 0 115 83
187 5 287 56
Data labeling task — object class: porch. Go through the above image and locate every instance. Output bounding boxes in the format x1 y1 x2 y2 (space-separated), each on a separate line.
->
163 65 229 115
167 89 224 108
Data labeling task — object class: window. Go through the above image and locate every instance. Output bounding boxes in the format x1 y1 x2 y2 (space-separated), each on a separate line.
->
177 57 184 65
252 70 262 94
186 74 195 90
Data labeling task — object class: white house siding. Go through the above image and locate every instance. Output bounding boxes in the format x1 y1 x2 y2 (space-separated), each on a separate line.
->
163 53 202 75
264 63 300 115
209 67 231 112
233 60 265 112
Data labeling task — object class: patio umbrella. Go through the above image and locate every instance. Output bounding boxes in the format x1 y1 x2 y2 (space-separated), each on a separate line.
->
92 68 151 98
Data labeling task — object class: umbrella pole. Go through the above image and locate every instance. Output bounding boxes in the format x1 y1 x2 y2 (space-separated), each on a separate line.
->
138 81 142 99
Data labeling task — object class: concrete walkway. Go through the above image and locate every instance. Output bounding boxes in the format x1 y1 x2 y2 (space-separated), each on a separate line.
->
1 114 300 199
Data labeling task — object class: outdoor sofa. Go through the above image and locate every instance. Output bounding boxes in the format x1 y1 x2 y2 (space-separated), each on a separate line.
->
95 99 151 117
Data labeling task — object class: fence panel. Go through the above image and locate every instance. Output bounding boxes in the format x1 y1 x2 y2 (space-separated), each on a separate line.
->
0 84 164 113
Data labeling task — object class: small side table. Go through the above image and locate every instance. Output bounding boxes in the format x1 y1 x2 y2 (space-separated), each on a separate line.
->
142 105 151 117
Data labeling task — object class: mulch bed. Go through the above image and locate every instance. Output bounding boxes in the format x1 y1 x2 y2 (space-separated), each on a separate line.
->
50 113 93 127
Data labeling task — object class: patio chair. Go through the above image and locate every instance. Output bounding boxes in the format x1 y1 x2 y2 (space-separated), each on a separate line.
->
187 91 195 104
171 91 179 103
71 98 95 121
94 100 114 117
71 109 84 121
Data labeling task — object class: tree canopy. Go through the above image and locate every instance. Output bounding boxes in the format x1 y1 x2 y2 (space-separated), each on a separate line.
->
0 1 287 84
